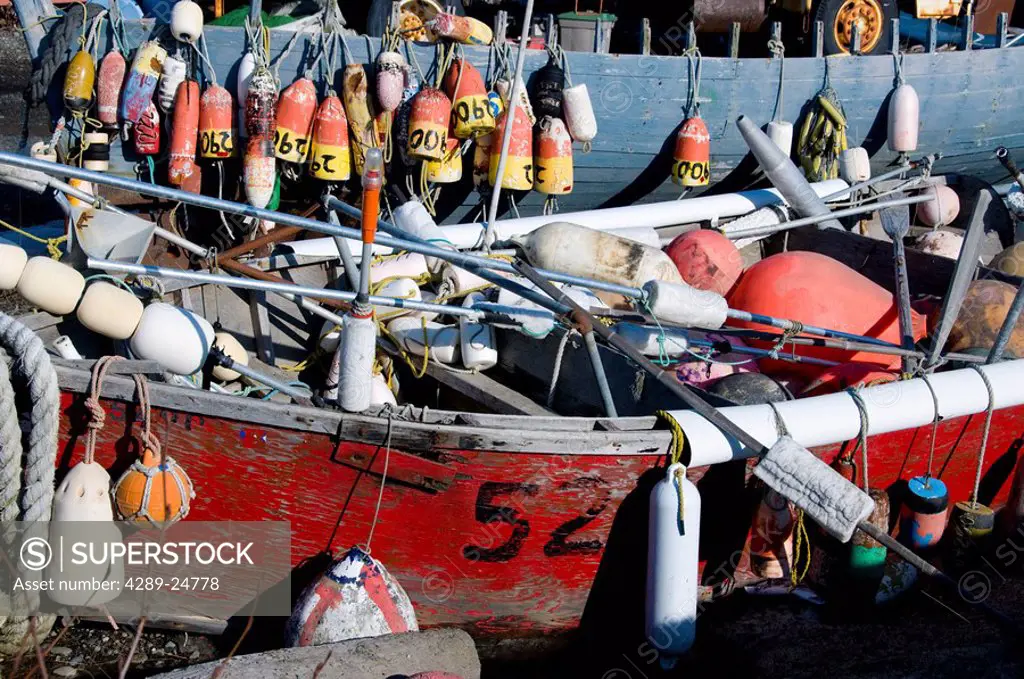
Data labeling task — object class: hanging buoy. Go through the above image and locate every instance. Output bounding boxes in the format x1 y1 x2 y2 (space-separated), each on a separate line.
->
424 135 462 184
948 501 995 566
338 306 377 412
459 291 497 370
489 104 533 190
530 55 564 121
376 51 406 113
487 90 504 119
664 229 743 297
646 463 700 668
113 447 194 527
888 83 919 153
749 487 796 578
387 317 461 364
899 476 948 550
438 263 489 300
408 88 451 162
235 51 257 138
81 132 111 172
395 67 420 167
839 147 871 183
170 0 204 43
211 331 248 382
392 199 455 273
63 50 95 114
122 41 167 124
275 77 317 164
134 102 161 155
563 83 597 149
0 244 27 290
245 67 278 139
767 120 793 158
285 546 418 647
157 54 188 113
168 80 201 186
534 116 573 196
988 243 1024 278
370 372 397 407
940 280 1024 356
16 257 85 315
244 68 277 208
199 84 236 159
917 185 960 227
444 58 494 139
76 281 144 340
849 489 889 582
309 94 351 181
342 64 377 174
375 109 392 148
495 77 535 125
97 50 126 127
472 133 491 189
672 116 710 188
433 13 493 45
129 302 215 375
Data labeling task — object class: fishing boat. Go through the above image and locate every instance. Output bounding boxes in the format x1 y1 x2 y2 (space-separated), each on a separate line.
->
15 0 1024 223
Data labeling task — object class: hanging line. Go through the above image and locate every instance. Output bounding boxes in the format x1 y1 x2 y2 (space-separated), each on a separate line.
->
108 0 126 55
406 37 427 84
193 33 219 86
684 47 702 118
891 47 906 87
920 374 941 483
768 37 785 123
272 27 305 85
765 401 810 586
968 366 996 508
846 387 871 491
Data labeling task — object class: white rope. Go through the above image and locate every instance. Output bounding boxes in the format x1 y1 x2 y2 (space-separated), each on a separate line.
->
547 328 572 409
969 365 995 507
364 411 394 552
0 357 21 523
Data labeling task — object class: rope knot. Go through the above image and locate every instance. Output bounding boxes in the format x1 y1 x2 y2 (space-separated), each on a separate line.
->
83 396 105 430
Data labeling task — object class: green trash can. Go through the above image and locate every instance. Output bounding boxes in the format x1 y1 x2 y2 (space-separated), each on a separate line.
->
557 12 617 52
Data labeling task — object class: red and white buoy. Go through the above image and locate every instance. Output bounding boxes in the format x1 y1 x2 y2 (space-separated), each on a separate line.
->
244 67 277 208
407 88 451 162
275 77 318 164
444 58 494 139
96 51 126 128
134 102 161 155
168 80 200 186
533 116 573 196
121 41 167 125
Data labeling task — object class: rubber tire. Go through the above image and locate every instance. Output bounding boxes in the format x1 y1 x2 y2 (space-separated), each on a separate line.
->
813 0 897 56
366 0 466 38
28 3 105 106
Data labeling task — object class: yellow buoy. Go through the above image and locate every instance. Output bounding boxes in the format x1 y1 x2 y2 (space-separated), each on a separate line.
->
64 50 96 114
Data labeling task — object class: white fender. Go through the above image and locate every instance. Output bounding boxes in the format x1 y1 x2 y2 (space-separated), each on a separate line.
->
643 279 728 330
392 199 456 274
338 311 377 412
613 322 689 358
370 252 429 284
0 244 27 290
387 317 460 364
373 277 422 321
459 292 497 370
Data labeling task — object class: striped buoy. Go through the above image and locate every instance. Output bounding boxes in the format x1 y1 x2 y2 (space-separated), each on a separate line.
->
199 84 236 159
672 116 710 187
342 64 377 175
533 116 573 195
444 58 494 139
407 87 450 162
489 104 533 190
96 51 126 127
63 50 95 114
275 77 318 164
376 51 406 113
309 94 351 181
425 136 462 183
899 476 948 550
81 132 110 172
168 80 201 186
121 41 167 125
134 102 161 155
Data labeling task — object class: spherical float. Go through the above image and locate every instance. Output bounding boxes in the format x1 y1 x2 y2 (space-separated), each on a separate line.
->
113 447 195 527
211 331 249 382
917 185 960 227
913 229 963 259
664 229 743 296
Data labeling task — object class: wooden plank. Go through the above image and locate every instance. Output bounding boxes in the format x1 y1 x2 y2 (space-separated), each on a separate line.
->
998 12 1009 49
928 19 938 52
812 20 824 57
51 358 165 374
15 311 62 331
424 362 554 416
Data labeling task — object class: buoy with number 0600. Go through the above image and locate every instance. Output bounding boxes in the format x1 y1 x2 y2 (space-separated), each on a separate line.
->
672 116 710 187
121 41 167 125
168 80 200 186
275 77 317 164
63 50 95 114
96 51 126 127
408 87 451 162
199 84 236 159
444 58 494 139
309 93 351 181
534 116 573 195
489 104 533 190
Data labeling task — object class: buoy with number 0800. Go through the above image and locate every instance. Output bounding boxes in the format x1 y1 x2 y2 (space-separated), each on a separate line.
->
408 88 451 162
444 58 494 139
309 93 351 181
672 116 710 187
199 84 236 159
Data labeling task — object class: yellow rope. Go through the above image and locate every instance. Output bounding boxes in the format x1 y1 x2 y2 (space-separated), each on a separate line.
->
790 509 812 586
378 316 430 378
0 217 66 260
655 409 686 465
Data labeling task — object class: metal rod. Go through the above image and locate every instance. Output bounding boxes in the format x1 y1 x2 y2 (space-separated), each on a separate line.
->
996 146 1024 192
722 194 934 240
327 210 361 291
578 314 618 417
209 347 310 403
820 159 928 203
483 0 536 248
988 283 1024 363
725 309 897 347
879 199 917 374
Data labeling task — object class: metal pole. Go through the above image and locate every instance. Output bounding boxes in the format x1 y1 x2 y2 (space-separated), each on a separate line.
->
577 314 618 417
722 194 935 239
987 284 1024 363
209 347 310 403
327 208 361 291
996 147 1024 192
483 0 536 248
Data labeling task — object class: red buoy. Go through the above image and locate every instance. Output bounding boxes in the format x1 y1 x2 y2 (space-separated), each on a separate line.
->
275 77 317 164
309 94 351 182
488 105 533 190
407 88 451 162
444 58 494 139
672 116 710 187
727 251 927 376
801 362 898 396
134 102 161 155
168 80 200 186
96 51 126 128
665 229 742 296
199 84 236 159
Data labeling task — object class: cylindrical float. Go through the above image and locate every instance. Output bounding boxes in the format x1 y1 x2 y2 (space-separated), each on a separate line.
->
749 487 796 579
129 302 215 375
168 80 201 186
170 0 204 43
338 308 377 412
134 102 161 155
459 291 497 370
211 331 248 382
767 120 793 158
16 257 85 315
664 229 743 296
376 51 406 113
342 64 377 175
0 244 27 290
96 50 126 127
947 501 995 568
121 41 167 125
849 489 889 582
81 132 111 172
530 56 564 121
899 476 948 550
275 77 318 164
672 116 710 188
309 94 351 182
444 58 494 139
563 83 597 147
408 87 451 162
888 83 920 153
157 54 187 113
433 13 493 45
76 282 144 339
839 147 871 183
534 116 573 195
425 135 462 183
472 133 492 188
63 50 95 114
199 84 237 159
489 105 533 190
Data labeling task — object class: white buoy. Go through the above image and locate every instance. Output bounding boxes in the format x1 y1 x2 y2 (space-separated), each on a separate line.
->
766 120 793 158
0 244 27 289
562 83 597 147
170 0 204 43
888 83 919 153
370 252 429 284
387 317 460 364
236 52 257 138
913 230 964 259
392 199 456 274
839 147 871 183
646 462 701 669
917 185 960 228
496 280 556 338
512 221 682 288
372 277 422 321
607 226 662 249
212 331 248 381
30 141 57 162
642 280 728 330
129 302 215 375
76 282 144 339
319 319 342 353
157 55 188 113
52 335 83 360
16 256 85 315
614 322 690 358
438 263 492 300
459 292 497 370
338 310 377 412
370 372 397 407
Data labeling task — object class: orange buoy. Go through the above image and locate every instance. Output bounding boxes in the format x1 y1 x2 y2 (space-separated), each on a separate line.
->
63 50 95 114
408 87 451 162
309 93 351 181
488 104 533 190
672 116 710 188
134 102 161 155
533 116 573 195
665 229 743 296
245 67 278 139
113 447 194 527
425 135 462 183
472 133 492 189
444 58 494 139
749 487 796 579
938 279 1024 357
376 51 406 113
96 51 126 127
168 80 201 186
275 77 317 164
199 84 236 159
727 251 927 376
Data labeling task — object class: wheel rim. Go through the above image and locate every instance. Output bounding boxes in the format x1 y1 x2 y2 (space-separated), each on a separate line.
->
832 0 884 53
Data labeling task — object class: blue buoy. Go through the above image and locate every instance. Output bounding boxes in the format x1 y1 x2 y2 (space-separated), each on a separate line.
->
899 476 949 550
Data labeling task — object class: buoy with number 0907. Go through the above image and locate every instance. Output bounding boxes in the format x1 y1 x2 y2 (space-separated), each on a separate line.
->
309 93 351 181
199 84 236 159
672 116 710 187
275 77 317 164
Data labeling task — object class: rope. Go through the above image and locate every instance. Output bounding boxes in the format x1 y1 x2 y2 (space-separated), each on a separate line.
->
920 374 941 482
272 28 304 84
547 328 572 408
83 355 120 464
846 387 871 491
0 217 66 260
763 401 810 585
768 38 785 122
968 366 995 508
364 410 394 552
891 48 905 87
684 47 702 117
0 357 21 523
768 322 803 360
194 33 218 86
655 410 687 529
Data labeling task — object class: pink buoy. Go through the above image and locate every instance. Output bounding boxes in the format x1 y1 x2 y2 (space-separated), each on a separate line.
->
664 229 743 296
285 546 418 647
675 332 758 389
916 185 960 227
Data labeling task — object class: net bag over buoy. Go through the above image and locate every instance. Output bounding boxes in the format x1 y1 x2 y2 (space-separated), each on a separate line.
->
408 88 451 162
199 84 237 159
444 58 494 139
168 80 201 186
672 116 710 188
96 51 126 127
113 437 194 527
275 77 318 164
664 229 742 297
309 94 351 181
285 546 418 647
489 104 533 190
122 41 167 125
